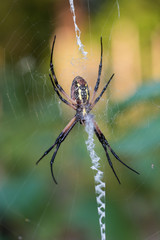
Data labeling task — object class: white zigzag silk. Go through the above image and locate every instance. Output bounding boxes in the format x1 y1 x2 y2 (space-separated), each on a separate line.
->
85 114 106 240
69 0 87 57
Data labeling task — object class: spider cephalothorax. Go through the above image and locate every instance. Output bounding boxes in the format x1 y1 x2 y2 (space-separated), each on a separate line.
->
37 35 139 184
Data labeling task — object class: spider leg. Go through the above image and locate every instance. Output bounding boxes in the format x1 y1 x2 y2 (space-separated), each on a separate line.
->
36 143 56 165
49 74 76 110
50 144 60 184
37 116 78 184
50 35 76 105
90 73 114 109
103 144 121 184
91 37 103 104
93 121 139 183
104 139 139 175
93 122 121 183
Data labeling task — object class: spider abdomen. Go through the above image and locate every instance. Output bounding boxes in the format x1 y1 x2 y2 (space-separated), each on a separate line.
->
71 76 90 104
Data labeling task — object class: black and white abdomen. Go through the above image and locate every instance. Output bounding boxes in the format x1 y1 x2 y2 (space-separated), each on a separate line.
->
70 76 90 104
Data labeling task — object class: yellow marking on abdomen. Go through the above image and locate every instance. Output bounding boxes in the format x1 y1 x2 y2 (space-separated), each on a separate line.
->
78 88 82 100
83 108 86 116
86 89 89 100
77 83 82 100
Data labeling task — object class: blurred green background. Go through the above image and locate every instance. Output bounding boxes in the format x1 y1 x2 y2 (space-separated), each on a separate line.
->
0 0 160 239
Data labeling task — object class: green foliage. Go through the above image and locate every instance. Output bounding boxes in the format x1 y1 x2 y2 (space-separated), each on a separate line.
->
109 81 160 117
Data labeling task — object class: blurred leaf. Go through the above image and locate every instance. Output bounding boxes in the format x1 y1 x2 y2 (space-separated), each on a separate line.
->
114 114 160 155
0 176 46 217
108 81 160 119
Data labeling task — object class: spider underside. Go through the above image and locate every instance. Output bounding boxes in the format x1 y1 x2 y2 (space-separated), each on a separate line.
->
36 35 139 184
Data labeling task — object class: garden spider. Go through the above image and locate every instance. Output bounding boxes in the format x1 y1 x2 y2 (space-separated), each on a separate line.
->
36 35 139 184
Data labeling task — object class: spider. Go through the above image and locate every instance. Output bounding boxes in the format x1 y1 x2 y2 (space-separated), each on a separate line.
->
36 35 139 184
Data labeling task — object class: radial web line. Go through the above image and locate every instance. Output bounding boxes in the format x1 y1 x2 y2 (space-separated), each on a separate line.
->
69 0 87 57
85 114 106 240
116 0 120 18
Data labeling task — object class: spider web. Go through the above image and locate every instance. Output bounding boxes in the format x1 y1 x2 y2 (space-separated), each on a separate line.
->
0 1 160 240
